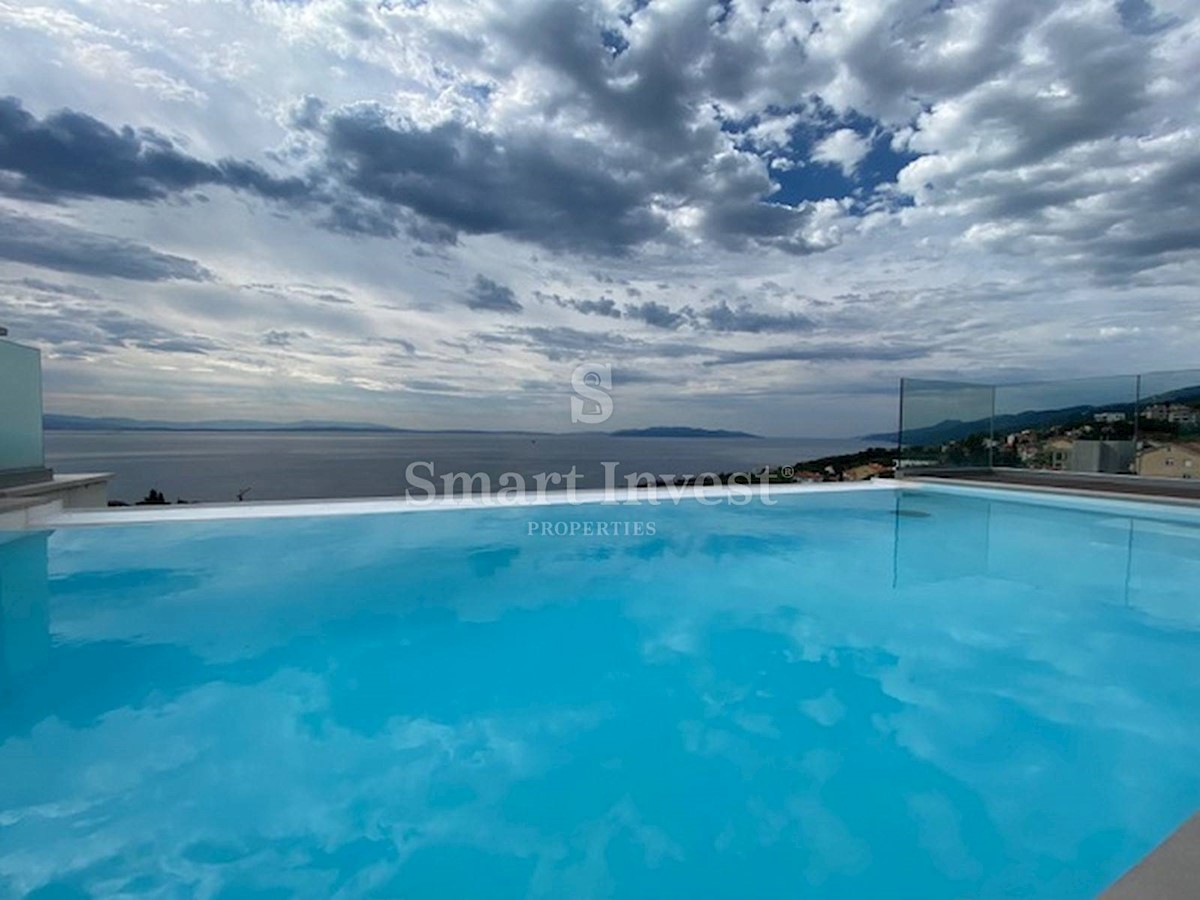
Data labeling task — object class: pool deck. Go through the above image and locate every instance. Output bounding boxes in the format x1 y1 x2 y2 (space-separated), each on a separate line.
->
9 475 1200 529
902 468 1200 505
26 480 898 527
0 472 114 529
1101 813 1200 900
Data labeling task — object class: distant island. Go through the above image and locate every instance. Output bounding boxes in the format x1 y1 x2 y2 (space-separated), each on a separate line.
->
610 427 761 439
44 414 404 432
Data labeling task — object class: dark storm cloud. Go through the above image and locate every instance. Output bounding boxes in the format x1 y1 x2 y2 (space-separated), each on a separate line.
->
538 288 820 335
568 297 622 318
0 211 212 281
623 300 693 330
537 292 624 319
0 88 826 259
313 104 667 253
548 295 817 335
700 300 814 334
0 97 305 203
495 1 703 158
1117 0 1176 35
261 330 309 347
466 275 523 313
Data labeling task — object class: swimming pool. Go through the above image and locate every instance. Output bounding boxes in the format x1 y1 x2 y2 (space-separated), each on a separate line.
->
1 485 1198 897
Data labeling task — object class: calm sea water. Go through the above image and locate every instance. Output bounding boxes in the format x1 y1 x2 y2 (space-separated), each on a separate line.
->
1 487 1198 896
44 430 875 503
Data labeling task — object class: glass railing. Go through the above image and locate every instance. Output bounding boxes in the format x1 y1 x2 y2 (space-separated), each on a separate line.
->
898 378 994 468
0 338 46 475
899 368 1200 479
1135 369 1200 478
993 375 1138 474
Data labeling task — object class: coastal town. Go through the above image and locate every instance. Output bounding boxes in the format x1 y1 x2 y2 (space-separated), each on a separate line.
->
761 398 1200 484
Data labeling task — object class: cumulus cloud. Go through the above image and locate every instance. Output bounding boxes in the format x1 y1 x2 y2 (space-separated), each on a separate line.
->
567 297 622 319
885 2 1200 275
309 104 669 254
466 275 523 313
0 96 304 203
537 292 624 319
623 300 692 330
700 301 814 334
261 329 308 348
811 129 872 177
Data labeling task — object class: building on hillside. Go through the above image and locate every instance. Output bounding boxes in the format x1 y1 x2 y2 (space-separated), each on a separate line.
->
1143 402 1199 425
1093 411 1127 424
1143 403 1171 420
1047 438 1074 471
1168 407 1199 428
843 462 890 482
1138 443 1200 478
793 470 825 483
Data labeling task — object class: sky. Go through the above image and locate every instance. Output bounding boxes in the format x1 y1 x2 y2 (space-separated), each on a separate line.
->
0 0 1197 438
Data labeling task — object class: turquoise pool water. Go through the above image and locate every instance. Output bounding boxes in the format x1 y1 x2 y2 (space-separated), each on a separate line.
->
1 487 1199 898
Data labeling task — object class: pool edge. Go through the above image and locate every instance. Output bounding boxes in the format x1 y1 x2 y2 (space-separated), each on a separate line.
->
24 480 900 528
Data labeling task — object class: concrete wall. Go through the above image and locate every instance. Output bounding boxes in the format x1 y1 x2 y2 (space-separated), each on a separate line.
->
1070 440 1136 474
0 340 45 477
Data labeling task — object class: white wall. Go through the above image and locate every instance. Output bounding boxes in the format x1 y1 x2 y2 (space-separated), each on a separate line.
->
0 340 44 473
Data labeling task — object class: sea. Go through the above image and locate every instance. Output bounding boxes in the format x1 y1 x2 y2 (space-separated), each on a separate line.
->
44 431 878 504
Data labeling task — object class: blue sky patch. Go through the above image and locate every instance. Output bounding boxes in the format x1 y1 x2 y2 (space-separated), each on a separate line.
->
724 105 921 210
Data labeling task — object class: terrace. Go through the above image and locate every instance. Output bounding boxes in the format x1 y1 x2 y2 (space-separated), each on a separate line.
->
897 370 1200 503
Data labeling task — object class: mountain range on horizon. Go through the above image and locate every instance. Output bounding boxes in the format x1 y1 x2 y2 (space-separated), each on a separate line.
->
869 383 1200 446
42 414 762 440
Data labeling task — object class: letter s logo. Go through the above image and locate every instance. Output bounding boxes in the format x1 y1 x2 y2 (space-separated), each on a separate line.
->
570 363 613 424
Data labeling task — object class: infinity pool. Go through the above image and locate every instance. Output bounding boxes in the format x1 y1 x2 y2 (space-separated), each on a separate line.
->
1 486 1199 897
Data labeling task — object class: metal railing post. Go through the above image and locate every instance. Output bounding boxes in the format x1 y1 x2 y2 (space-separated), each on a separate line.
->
1133 373 1142 475
989 384 997 469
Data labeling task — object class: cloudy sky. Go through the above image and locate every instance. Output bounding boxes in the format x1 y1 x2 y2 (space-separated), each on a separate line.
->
0 0 1197 437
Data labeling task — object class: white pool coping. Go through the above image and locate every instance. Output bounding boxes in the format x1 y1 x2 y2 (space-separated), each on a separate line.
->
21 477 1200 530
31 480 899 528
